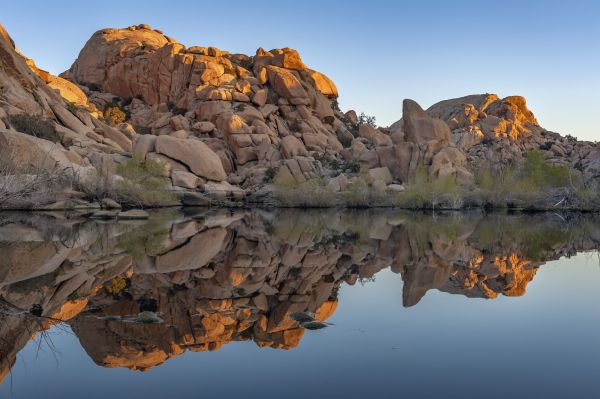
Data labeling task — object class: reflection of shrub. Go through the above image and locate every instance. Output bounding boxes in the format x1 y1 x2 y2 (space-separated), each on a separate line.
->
117 211 176 259
7 114 59 142
105 276 129 297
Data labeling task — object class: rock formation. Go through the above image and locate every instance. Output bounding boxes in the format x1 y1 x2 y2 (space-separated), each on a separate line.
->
0 21 598 209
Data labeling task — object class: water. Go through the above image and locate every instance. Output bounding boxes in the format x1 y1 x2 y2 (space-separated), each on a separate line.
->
1 209 600 399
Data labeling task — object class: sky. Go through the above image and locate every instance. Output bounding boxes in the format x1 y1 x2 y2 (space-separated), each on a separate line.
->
2 0 599 140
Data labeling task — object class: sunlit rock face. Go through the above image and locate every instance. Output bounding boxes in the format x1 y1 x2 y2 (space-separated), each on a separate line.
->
1 210 600 375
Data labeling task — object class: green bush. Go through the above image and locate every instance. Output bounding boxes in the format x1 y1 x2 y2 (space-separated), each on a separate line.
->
473 150 587 209
358 112 376 127
117 211 176 259
7 114 60 142
397 164 463 209
81 157 176 207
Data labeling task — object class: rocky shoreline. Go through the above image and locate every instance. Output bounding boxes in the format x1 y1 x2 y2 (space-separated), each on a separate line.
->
0 23 598 212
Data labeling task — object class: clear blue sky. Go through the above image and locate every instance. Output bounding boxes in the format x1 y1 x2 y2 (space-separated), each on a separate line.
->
3 0 599 140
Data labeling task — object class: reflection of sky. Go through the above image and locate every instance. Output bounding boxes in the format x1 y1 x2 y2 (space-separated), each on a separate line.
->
3 253 600 398
2 0 600 140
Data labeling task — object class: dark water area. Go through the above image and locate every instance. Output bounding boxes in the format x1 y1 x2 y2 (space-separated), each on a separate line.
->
1 209 600 399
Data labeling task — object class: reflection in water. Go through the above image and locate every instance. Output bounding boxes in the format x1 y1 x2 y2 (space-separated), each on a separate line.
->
0 209 599 379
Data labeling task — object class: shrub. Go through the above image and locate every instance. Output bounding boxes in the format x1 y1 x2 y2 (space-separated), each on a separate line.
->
358 112 376 128
87 83 102 91
472 150 587 209
81 156 176 207
0 150 72 207
331 99 341 112
239 58 254 71
337 131 353 148
234 103 247 112
133 124 152 135
565 134 578 142
263 166 277 183
121 96 134 107
103 104 128 125
223 65 237 76
172 106 187 116
66 101 80 115
396 164 463 209
290 120 302 132
7 114 60 142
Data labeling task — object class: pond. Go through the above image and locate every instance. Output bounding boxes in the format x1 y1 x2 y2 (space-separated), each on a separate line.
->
1 209 600 398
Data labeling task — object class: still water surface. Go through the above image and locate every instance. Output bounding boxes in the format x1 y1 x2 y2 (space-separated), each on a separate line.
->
1 209 599 398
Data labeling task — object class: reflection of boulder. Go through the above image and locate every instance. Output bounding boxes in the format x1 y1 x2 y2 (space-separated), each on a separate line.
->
155 227 229 273
1 210 600 378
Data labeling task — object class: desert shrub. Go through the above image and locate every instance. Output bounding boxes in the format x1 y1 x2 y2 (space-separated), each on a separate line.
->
397 164 463 209
520 150 572 190
223 65 237 76
133 124 152 135
331 99 341 112
81 157 176 207
337 131 353 148
103 103 128 125
121 96 134 107
172 106 187 116
0 151 73 208
87 83 102 91
272 171 396 208
358 112 376 128
565 134 578 142
167 101 187 114
263 166 277 183
473 150 587 209
289 119 302 132
7 114 59 142
239 58 254 71
66 101 80 115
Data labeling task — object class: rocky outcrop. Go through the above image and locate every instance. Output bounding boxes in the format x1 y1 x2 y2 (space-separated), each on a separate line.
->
0 21 598 208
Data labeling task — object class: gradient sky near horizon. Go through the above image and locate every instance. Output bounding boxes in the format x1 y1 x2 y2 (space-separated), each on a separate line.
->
2 0 599 139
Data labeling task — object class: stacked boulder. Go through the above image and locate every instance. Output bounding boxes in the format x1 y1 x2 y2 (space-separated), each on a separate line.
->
62 25 347 195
